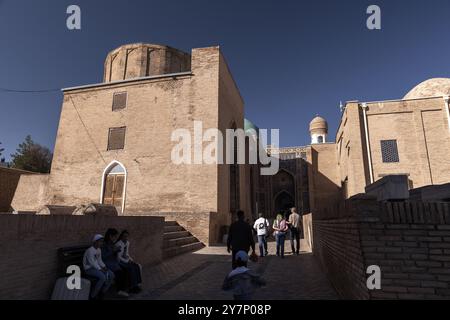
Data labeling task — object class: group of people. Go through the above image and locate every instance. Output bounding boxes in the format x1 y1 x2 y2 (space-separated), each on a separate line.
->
82 229 142 299
222 207 302 300
253 207 302 258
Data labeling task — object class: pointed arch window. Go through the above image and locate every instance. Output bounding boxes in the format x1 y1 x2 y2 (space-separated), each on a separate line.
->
100 161 127 213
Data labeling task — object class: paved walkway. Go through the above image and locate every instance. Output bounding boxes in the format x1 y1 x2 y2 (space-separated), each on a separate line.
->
133 241 338 300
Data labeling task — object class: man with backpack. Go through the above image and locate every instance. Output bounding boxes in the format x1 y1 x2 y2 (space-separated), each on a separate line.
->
253 213 270 257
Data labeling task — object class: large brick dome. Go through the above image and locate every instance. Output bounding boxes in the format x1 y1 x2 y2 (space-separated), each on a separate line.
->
103 43 191 83
404 78 450 100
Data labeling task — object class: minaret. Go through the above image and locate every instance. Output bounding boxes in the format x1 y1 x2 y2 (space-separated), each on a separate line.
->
309 115 328 144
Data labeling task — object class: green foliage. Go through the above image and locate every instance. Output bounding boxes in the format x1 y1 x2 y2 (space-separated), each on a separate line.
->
10 135 53 173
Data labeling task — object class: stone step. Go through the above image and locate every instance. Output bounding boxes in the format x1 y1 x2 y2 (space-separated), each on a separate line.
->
163 230 191 240
163 242 205 259
164 236 198 248
164 225 185 233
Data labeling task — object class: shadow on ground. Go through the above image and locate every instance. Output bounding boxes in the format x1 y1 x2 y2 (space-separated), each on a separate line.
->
132 241 338 300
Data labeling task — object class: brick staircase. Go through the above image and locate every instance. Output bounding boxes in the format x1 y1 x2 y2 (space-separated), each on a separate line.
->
163 221 205 259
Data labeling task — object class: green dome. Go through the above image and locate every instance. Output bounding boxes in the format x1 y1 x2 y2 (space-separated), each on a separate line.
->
244 118 259 134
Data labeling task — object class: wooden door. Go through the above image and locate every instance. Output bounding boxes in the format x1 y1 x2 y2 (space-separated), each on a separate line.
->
103 174 125 209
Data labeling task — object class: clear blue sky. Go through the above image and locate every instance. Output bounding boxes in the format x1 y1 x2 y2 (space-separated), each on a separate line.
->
1 0 450 160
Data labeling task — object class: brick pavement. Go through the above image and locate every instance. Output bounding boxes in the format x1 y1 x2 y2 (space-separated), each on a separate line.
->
133 240 338 300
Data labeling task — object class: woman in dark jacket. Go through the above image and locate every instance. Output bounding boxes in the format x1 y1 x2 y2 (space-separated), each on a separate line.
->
102 228 129 297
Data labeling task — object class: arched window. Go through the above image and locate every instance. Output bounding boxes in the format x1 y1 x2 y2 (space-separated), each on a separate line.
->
101 161 127 213
318 136 324 143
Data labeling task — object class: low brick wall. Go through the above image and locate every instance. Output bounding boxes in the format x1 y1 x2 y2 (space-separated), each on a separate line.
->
10 173 50 213
313 217 369 299
0 168 37 212
313 196 450 300
131 211 222 245
0 214 164 300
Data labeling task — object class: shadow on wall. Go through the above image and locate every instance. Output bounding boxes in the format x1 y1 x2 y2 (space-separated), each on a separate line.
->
0 168 40 213
9 173 50 213
302 147 343 254
312 184 450 300
309 147 342 215
0 214 164 300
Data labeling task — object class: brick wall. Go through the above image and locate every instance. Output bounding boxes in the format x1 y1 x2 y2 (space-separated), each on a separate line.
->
132 211 221 245
10 174 50 213
0 168 37 212
313 217 370 299
0 214 164 299
313 196 450 299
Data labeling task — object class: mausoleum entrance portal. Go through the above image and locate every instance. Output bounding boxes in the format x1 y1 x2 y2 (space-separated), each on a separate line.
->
274 191 294 218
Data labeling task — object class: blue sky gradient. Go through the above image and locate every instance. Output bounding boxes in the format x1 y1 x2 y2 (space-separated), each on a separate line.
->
1 0 450 160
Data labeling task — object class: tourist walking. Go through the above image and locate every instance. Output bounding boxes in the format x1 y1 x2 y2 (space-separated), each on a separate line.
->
287 207 301 255
253 213 270 257
227 210 256 269
273 214 289 258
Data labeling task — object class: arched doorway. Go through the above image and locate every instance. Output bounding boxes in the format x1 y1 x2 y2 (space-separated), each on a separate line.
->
271 169 295 218
101 161 127 213
274 191 294 218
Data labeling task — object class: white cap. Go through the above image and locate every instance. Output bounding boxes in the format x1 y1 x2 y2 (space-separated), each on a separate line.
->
92 234 104 243
235 250 248 262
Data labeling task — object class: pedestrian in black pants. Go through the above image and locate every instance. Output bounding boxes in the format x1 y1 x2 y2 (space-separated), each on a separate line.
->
227 210 256 269
287 207 301 255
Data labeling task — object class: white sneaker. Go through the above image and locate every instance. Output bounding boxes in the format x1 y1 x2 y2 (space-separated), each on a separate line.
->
117 290 129 297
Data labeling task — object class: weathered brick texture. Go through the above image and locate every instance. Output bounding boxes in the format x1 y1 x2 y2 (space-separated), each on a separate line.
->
131 211 220 244
0 168 37 212
0 214 164 299
313 197 450 300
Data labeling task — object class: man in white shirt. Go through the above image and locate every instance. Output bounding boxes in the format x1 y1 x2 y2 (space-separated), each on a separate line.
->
253 213 270 257
83 234 115 299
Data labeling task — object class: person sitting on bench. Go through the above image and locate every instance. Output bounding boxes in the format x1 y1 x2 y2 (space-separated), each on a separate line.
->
83 234 115 299
116 230 142 293
102 228 130 297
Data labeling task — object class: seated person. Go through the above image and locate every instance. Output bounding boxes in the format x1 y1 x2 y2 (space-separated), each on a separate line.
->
115 230 142 293
83 234 115 300
102 228 129 297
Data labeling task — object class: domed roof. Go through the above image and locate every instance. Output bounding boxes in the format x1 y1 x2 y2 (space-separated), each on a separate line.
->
103 43 191 83
244 118 259 134
404 78 450 100
309 116 328 133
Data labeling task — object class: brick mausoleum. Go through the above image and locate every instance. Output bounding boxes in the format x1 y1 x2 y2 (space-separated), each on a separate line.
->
2 43 450 299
